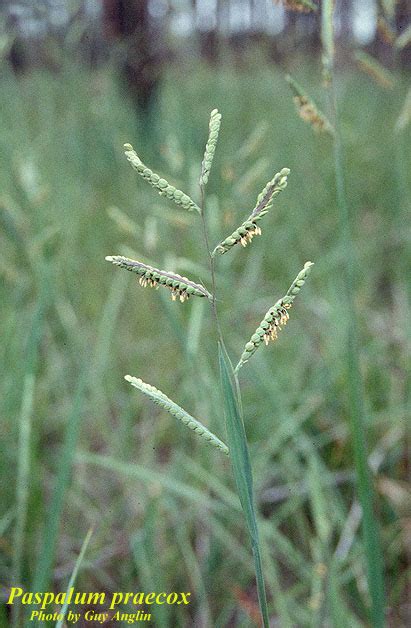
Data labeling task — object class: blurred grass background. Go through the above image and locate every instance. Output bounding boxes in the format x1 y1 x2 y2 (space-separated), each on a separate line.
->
0 28 410 627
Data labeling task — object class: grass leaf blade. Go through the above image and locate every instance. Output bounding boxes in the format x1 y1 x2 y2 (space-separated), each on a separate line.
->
56 527 93 628
32 369 87 594
218 342 269 628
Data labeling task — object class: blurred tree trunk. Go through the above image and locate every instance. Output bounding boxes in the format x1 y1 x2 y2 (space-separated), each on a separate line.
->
195 0 220 64
102 0 163 114
283 7 321 55
396 0 411 67
338 0 353 43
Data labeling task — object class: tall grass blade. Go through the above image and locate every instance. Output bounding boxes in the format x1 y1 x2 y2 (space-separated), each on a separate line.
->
12 373 35 628
55 527 93 628
322 1 386 624
218 342 269 628
132 500 170 628
32 369 87 594
12 273 48 628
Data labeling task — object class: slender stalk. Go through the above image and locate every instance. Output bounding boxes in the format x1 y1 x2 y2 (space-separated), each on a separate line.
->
199 184 269 627
12 373 35 628
199 185 223 343
322 3 385 623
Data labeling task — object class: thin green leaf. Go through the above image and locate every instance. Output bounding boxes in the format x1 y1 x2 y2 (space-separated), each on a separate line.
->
218 342 269 628
56 527 93 628
32 369 87 594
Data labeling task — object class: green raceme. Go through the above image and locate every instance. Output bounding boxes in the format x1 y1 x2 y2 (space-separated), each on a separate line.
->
212 168 290 255
125 375 229 455
236 261 314 370
105 255 212 302
124 143 201 213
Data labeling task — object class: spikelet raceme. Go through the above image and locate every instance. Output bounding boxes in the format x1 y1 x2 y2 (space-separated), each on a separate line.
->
237 121 269 162
395 23 411 51
125 375 229 455
235 261 314 370
377 17 396 46
124 144 201 213
321 0 334 83
278 0 317 12
395 86 411 133
200 109 221 187
286 75 334 134
380 0 396 20
212 168 290 256
105 255 212 302
355 51 395 90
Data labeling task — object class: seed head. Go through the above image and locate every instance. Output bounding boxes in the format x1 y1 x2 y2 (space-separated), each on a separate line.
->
235 261 314 371
124 144 201 213
275 0 318 12
286 75 333 135
105 255 212 302
213 168 290 256
200 108 222 187
125 375 229 455
355 51 395 90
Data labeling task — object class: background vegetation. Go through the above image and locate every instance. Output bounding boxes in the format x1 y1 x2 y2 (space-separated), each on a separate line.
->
0 2 410 626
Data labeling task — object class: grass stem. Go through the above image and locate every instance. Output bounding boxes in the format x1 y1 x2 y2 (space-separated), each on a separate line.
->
12 373 35 628
326 41 386 628
200 182 269 626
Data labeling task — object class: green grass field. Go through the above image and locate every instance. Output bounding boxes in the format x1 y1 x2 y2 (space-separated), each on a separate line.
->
1 51 410 626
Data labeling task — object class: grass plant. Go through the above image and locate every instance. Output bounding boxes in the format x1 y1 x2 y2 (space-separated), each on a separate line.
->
321 2 386 624
1 42 409 625
106 109 313 626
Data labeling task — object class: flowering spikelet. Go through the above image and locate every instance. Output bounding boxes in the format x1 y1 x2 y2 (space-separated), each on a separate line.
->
377 17 396 46
124 143 201 213
395 86 411 133
286 75 334 134
321 0 334 83
125 375 229 455
212 168 290 256
355 51 395 90
200 108 221 187
275 0 318 12
105 255 212 302
395 23 411 51
237 121 269 162
235 261 314 371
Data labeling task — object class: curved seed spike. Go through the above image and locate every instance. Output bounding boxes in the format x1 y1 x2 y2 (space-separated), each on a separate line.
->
105 255 212 301
285 75 334 134
321 0 334 82
276 0 318 12
377 17 395 46
355 51 395 90
212 168 290 256
235 262 314 371
236 121 269 162
125 375 229 455
200 108 222 187
395 23 411 51
124 143 201 214
395 86 411 133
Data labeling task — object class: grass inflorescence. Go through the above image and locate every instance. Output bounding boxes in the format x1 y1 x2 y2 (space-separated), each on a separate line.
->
236 261 314 370
213 167 290 254
124 143 201 213
106 105 313 626
2 47 407 627
105 255 212 302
